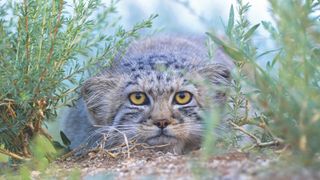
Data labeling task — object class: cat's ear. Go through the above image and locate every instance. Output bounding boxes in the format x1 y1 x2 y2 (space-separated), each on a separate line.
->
190 47 234 85
81 75 117 101
81 74 120 125
197 63 231 86
194 63 232 106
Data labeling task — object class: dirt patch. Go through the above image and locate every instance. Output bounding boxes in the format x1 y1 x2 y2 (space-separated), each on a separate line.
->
49 144 320 180
55 147 279 179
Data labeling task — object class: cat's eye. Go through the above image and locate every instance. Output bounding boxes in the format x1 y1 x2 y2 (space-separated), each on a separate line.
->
129 92 148 105
174 91 192 105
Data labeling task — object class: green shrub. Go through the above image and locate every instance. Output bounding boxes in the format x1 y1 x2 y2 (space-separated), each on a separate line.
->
208 0 320 165
0 0 156 160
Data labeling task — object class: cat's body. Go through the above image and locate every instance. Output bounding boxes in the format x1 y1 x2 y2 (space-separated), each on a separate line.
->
62 36 232 154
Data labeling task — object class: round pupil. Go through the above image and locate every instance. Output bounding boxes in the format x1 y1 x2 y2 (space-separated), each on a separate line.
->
179 92 186 99
135 93 142 99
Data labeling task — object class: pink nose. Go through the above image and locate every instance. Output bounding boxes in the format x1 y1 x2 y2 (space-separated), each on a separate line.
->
153 119 171 129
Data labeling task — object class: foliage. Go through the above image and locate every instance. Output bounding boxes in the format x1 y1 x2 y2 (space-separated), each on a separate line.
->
0 0 156 160
208 0 320 165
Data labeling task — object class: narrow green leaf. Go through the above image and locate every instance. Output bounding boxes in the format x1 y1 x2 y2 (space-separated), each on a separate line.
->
244 23 260 40
261 21 278 38
206 32 245 61
226 5 234 36
206 32 225 46
256 48 281 59
271 51 281 67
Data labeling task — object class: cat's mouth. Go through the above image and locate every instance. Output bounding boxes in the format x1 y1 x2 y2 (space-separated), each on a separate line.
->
146 130 177 145
151 133 175 139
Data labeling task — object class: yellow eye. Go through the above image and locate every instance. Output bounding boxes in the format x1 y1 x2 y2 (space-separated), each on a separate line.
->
129 92 148 105
174 91 192 105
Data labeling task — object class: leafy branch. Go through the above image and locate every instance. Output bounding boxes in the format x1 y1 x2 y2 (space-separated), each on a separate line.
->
207 0 320 165
0 0 156 160
207 0 283 151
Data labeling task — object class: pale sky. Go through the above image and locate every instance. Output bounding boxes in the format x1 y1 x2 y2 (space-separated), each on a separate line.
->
116 0 272 34
115 0 275 65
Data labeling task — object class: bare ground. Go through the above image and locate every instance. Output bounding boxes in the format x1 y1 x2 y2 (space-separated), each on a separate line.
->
49 146 320 180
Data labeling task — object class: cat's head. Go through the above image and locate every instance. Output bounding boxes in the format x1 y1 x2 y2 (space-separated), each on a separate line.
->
81 61 231 154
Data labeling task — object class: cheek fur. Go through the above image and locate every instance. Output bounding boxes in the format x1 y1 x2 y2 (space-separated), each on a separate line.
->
171 105 204 141
113 104 150 126
136 123 160 141
169 117 203 139
176 105 202 122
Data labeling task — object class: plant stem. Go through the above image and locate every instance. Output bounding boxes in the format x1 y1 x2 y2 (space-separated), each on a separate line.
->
0 148 28 161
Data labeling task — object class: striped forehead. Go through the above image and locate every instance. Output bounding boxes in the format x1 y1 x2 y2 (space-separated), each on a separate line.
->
124 70 188 96
120 53 192 73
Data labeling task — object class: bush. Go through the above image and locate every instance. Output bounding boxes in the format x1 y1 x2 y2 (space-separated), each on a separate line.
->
0 0 156 160
208 0 320 165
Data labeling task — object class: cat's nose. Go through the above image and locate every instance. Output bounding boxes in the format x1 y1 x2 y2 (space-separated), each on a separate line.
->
153 119 171 129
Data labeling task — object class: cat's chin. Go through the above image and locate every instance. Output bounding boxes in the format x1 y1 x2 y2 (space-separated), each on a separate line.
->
146 135 178 146
145 135 186 154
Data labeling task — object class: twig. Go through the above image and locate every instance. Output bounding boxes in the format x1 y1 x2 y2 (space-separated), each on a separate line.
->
39 127 53 141
112 127 130 158
99 133 107 150
274 144 290 154
230 121 281 148
24 0 30 61
59 145 85 161
20 133 31 157
46 0 63 63
61 136 173 162
138 143 171 149
106 151 117 158
259 116 284 144
0 147 28 161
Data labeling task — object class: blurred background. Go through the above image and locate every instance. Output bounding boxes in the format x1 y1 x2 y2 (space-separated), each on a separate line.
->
115 0 275 67
116 0 271 34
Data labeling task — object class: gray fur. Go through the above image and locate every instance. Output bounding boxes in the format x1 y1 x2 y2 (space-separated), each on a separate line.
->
62 36 233 153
